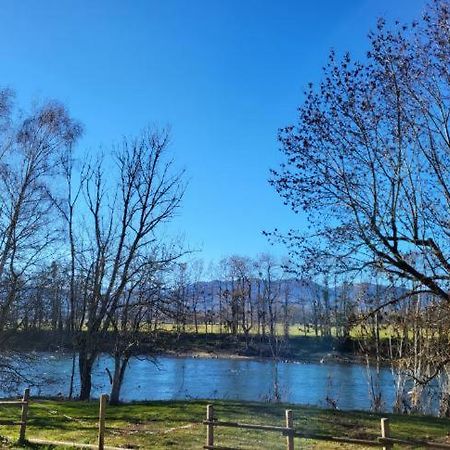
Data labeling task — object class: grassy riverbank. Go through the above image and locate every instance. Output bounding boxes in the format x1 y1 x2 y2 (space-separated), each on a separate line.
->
1 399 450 449
5 330 356 363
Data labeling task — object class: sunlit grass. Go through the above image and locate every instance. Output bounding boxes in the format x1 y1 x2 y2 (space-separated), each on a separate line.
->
155 322 418 341
0 398 449 449
156 322 338 337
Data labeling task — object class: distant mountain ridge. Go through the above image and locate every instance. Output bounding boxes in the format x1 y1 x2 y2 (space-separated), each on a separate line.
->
186 278 408 309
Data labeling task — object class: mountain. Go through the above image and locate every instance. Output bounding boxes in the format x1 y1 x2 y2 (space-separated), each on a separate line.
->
186 278 408 311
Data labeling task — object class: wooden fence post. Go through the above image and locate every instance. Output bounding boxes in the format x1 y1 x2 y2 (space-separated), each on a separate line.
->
285 409 294 450
18 388 30 444
98 394 108 450
380 418 392 450
206 404 214 448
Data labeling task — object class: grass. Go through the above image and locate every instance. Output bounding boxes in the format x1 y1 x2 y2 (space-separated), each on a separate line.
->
156 323 332 337
156 322 400 339
0 399 449 449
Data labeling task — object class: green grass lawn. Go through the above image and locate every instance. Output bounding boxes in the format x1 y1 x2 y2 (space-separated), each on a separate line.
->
156 323 329 337
156 322 399 339
0 398 449 449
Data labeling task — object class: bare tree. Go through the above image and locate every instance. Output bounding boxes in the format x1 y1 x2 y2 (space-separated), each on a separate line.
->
270 1 450 412
0 100 81 337
107 264 168 405
0 92 81 385
272 1 450 302
74 128 184 400
255 254 279 342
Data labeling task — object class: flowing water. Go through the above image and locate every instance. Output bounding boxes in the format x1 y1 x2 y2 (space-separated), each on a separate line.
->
4 353 411 412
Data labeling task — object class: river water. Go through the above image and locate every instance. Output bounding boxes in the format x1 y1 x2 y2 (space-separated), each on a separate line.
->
5 353 410 412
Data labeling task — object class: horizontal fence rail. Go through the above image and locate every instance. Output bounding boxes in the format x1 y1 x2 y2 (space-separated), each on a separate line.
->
0 388 30 444
29 438 125 450
27 393 112 450
203 404 450 449
0 390 117 449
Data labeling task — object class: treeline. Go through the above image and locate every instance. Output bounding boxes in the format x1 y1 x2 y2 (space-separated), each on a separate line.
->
359 292 450 418
11 253 358 348
166 255 358 341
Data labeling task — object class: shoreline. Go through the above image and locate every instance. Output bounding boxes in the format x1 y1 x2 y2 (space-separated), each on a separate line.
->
3 329 366 365
145 348 362 365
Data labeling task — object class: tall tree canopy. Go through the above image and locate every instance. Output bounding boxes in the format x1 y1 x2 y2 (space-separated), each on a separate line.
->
272 0 450 303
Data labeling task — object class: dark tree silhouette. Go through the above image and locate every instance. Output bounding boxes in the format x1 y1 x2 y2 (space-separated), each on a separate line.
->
272 0 450 304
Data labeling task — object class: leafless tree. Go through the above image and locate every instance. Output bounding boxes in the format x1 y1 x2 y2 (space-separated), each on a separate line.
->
74 128 184 400
0 99 81 336
272 1 450 302
107 264 168 405
0 91 81 384
271 0 450 411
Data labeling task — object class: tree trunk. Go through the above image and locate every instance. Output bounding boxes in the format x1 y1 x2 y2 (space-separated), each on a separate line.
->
110 355 129 405
440 392 450 418
79 348 96 400
68 351 76 399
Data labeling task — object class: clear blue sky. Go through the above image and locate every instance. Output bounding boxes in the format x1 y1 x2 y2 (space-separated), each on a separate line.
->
0 0 427 263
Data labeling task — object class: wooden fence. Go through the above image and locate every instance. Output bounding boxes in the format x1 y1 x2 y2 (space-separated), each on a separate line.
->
203 404 450 449
6 392 450 449
0 390 122 450
28 393 123 450
0 388 30 444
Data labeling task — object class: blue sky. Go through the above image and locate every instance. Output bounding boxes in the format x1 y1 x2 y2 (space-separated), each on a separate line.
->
0 0 427 263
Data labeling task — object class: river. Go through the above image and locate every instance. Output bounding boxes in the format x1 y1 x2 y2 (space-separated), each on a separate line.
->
3 353 416 412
